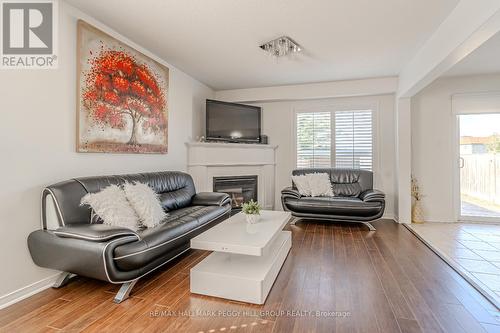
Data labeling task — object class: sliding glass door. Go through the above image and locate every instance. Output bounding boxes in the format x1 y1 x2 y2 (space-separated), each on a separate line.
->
458 113 500 220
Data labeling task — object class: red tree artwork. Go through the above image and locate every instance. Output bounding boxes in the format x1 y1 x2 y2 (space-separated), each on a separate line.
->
82 50 167 145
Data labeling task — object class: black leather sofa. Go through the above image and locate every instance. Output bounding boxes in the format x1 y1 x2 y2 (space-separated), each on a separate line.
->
281 168 385 230
27 171 230 303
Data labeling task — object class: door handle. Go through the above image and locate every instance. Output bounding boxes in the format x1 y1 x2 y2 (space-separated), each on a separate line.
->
459 157 465 168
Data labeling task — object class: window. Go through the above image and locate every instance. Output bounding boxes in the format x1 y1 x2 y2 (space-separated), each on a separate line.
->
296 109 373 170
296 112 331 168
334 110 373 170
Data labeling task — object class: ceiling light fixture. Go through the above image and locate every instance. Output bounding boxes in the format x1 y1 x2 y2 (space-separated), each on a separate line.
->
259 36 301 58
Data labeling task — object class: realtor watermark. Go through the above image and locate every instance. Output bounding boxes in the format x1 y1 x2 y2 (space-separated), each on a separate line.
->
1 0 58 69
150 309 352 318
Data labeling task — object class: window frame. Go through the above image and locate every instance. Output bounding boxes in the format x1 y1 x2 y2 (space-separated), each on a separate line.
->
292 101 380 173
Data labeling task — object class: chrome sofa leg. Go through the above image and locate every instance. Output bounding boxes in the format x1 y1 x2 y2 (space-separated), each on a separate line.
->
52 272 76 288
363 222 376 231
114 280 138 303
289 216 299 225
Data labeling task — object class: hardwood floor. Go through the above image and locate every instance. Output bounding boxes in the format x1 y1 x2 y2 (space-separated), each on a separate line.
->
1 220 500 332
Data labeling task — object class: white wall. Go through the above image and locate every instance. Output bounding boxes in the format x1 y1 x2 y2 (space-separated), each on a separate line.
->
395 98 412 223
398 0 500 97
0 2 213 306
249 94 397 219
411 73 500 222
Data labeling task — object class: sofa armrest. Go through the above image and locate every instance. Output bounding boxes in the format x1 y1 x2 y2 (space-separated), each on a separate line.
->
28 229 139 282
281 187 301 199
359 189 385 202
53 224 139 242
192 192 231 206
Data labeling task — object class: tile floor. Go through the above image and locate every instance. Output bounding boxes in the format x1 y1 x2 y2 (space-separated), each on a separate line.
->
408 222 500 309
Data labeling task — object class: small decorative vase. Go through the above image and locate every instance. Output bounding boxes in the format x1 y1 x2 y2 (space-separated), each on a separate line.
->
411 200 425 224
245 213 260 224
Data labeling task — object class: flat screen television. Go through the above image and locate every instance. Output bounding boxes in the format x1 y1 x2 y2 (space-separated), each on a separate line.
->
206 99 261 143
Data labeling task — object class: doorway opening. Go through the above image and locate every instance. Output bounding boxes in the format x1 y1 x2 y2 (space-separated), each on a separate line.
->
458 113 500 220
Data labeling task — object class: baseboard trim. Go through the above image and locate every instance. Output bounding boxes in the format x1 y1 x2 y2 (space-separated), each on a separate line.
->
0 273 60 310
419 219 456 223
382 214 396 221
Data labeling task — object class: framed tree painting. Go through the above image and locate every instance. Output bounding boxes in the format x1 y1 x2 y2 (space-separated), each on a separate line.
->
77 20 169 154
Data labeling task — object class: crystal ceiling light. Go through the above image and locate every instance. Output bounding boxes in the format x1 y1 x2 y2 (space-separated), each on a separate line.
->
259 36 301 58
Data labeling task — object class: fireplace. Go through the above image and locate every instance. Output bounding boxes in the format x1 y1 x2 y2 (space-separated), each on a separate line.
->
213 175 258 211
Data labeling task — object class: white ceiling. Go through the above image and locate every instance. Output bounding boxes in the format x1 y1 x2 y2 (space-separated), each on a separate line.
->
445 32 500 77
65 0 459 90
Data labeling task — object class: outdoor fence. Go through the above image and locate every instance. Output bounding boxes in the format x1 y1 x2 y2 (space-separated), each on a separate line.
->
461 154 500 205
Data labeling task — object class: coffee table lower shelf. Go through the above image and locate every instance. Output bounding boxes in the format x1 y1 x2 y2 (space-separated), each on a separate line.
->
190 231 292 304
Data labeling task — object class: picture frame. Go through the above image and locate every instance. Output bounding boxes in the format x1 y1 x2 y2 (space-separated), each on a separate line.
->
76 20 169 154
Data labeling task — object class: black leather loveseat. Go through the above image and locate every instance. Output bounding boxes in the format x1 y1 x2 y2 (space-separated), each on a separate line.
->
281 168 385 230
27 171 230 303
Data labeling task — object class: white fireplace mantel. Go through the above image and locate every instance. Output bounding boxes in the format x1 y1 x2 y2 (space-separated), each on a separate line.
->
186 142 278 210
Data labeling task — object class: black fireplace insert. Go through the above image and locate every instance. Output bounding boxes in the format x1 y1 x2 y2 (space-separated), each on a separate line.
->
213 175 258 211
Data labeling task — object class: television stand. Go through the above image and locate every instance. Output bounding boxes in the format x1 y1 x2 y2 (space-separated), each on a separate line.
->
204 139 262 145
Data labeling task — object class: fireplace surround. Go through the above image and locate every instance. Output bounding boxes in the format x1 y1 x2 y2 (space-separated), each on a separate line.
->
187 141 278 210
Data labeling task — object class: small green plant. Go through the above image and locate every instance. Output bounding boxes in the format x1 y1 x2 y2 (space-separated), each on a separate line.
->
242 199 261 215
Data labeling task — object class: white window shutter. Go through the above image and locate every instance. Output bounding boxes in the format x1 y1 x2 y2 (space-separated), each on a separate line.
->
296 109 373 171
334 110 373 170
296 112 331 168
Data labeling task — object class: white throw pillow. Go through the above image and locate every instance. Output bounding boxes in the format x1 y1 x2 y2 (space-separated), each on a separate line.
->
291 175 311 196
123 182 166 228
307 173 334 197
80 185 140 231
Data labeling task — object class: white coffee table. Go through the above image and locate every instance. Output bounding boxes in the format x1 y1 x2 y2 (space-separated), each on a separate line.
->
190 210 292 304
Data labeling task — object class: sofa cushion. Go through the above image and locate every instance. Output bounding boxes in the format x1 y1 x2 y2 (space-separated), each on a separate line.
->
144 172 196 211
291 175 311 196
331 182 362 197
80 185 140 231
123 182 166 228
113 205 229 271
308 173 334 197
284 196 382 217
292 168 373 197
75 171 196 217
158 188 194 211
